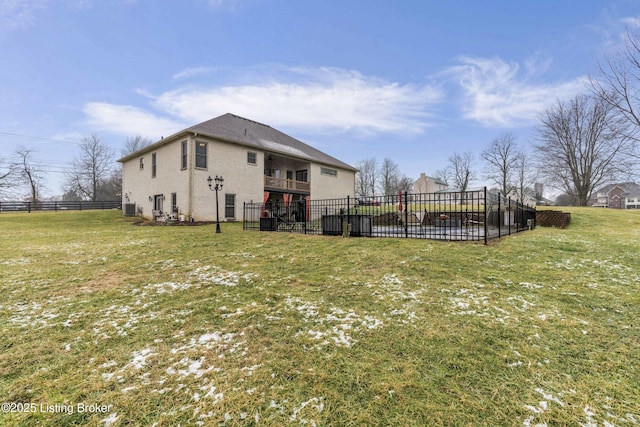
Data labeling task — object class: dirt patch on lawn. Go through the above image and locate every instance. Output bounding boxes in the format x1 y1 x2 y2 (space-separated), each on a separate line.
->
79 272 133 293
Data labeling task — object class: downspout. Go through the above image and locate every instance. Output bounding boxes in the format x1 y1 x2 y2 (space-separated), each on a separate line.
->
188 133 196 221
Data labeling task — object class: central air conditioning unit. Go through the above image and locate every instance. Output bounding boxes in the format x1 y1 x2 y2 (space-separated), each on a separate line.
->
123 203 136 216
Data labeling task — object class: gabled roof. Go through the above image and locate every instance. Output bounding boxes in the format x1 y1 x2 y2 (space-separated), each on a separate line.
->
414 173 448 186
428 176 448 186
118 113 357 171
595 182 640 197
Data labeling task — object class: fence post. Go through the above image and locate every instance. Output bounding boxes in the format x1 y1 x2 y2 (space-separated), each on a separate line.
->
498 192 502 239
28 201 31 213
460 190 464 240
484 188 488 245
347 195 351 238
404 191 409 238
508 196 512 236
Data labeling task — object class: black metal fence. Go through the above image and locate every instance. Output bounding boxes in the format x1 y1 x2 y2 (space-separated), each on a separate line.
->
243 188 536 244
0 200 122 213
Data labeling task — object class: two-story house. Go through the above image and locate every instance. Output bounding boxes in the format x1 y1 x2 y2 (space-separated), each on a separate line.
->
412 173 449 194
118 113 357 222
591 182 640 209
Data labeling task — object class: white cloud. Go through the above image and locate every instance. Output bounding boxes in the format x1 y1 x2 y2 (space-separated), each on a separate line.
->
201 0 243 9
172 67 216 80
0 0 142 30
84 66 443 138
620 16 640 28
0 0 47 30
444 56 588 127
82 102 185 140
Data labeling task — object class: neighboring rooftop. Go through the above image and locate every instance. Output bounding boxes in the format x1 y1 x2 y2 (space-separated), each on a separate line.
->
414 172 447 185
118 113 357 171
595 182 640 197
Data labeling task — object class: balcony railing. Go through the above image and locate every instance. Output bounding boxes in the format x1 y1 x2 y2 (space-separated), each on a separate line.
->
264 176 310 192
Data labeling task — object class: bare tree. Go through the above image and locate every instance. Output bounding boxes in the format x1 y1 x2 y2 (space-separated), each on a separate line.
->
64 134 115 201
590 26 640 150
121 135 153 157
481 132 520 197
397 175 413 193
96 168 122 200
434 168 449 186
0 157 15 198
447 151 476 192
535 94 633 206
512 152 535 204
15 146 45 203
555 193 574 206
355 157 378 198
378 157 400 196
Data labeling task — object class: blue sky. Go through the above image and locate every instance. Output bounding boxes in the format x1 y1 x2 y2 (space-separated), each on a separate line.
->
1 0 638 197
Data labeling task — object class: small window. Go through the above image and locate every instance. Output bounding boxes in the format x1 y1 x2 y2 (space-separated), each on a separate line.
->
181 141 188 169
171 193 178 213
247 152 257 164
296 169 308 182
320 167 337 177
151 153 157 178
195 141 207 169
225 194 235 219
139 158 145 170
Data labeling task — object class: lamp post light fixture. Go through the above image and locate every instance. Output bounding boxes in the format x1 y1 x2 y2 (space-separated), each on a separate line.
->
207 175 224 233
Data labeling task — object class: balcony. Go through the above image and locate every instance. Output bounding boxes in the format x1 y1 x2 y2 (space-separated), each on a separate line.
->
264 176 310 192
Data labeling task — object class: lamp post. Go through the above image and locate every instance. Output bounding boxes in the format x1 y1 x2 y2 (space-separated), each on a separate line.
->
207 175 224 233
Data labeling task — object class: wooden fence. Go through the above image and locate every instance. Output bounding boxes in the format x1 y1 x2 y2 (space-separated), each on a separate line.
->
0 200 121 213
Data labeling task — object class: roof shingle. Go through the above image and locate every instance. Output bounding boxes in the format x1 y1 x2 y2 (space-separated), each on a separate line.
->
118 113 356 171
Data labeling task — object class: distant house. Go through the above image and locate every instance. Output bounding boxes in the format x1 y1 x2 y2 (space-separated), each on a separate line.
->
504 189 537 207
118 113 357 221
536 196 555 206
412 173 449 194
591 182 640 209
435 187 486 203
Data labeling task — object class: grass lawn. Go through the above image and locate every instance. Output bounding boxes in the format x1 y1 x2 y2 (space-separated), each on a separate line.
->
0 207 638 426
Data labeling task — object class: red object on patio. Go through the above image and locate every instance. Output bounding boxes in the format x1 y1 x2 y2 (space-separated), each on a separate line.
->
398 190 403 211
284 193 293 208
262 191 270 217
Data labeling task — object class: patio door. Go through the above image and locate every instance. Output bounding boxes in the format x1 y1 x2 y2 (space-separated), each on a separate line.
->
154 194 164 213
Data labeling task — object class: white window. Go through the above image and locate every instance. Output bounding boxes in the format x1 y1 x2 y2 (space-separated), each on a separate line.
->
225 194 235 219
195 141 207 169
247 152 257 164
181 141 188 169
321 167 337 177
296 169 308 182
